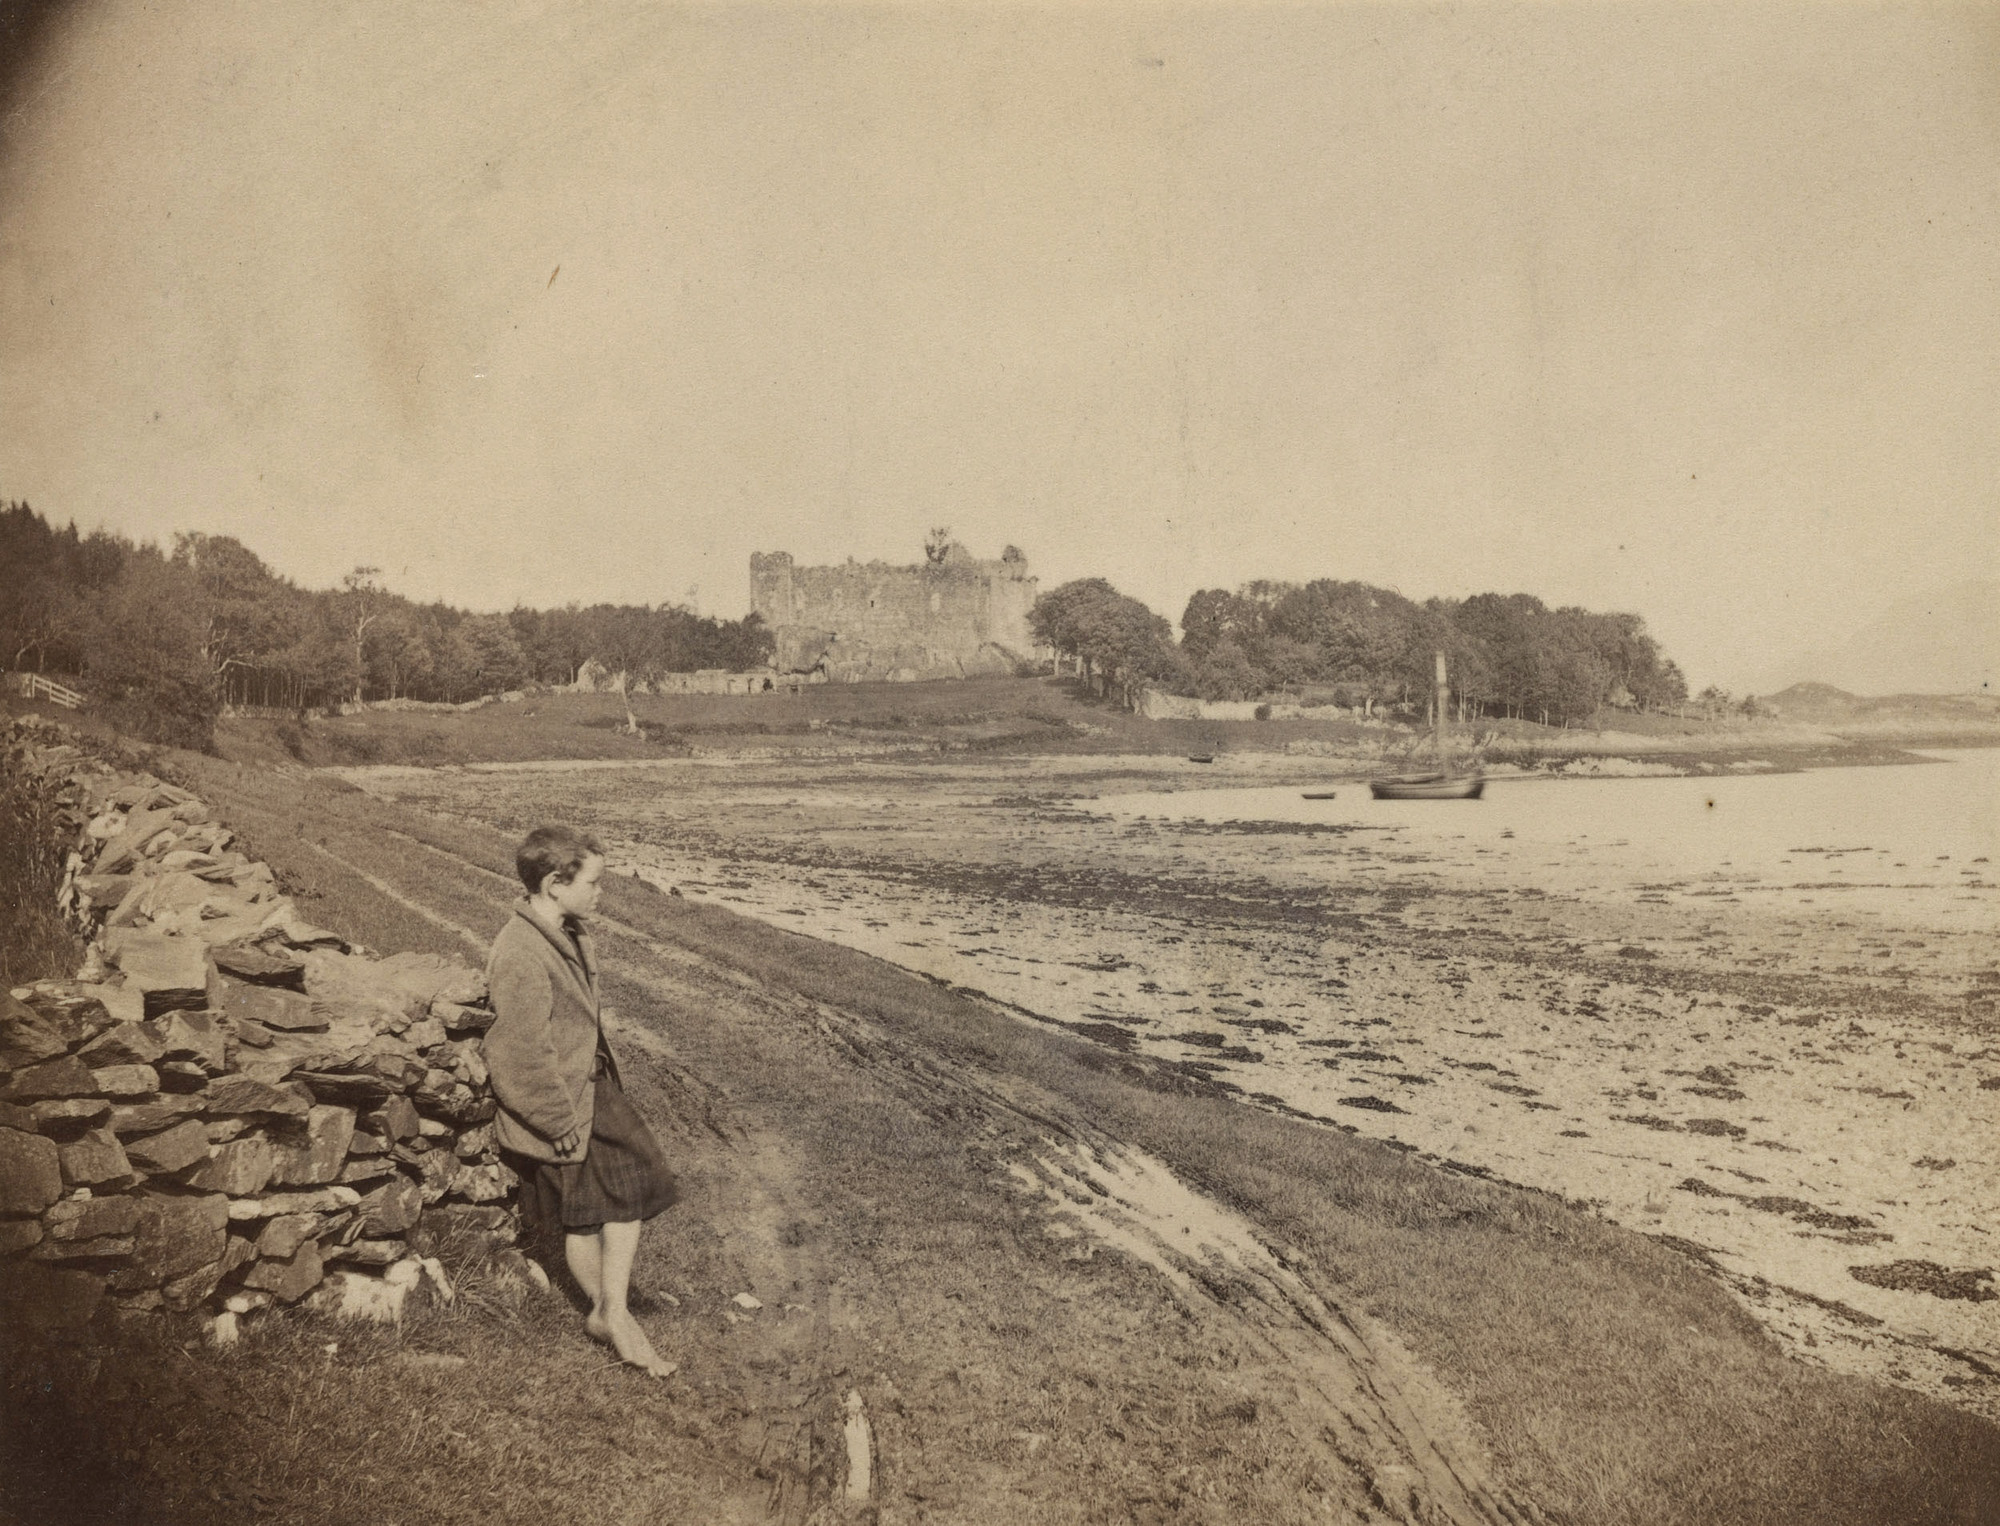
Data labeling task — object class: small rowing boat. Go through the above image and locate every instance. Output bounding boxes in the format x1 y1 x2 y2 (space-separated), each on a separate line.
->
1367 773 1484 801
1301 790 1338 800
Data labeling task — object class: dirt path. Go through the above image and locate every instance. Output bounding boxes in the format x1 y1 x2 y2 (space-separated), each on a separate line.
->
801 989 1530 1526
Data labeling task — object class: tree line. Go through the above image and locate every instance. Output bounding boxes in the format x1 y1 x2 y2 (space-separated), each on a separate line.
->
4 497 1696 745
1033 575 1691 725
0 503 771 748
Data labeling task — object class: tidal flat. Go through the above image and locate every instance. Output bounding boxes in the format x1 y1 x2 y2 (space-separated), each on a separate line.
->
352 746 2000 1416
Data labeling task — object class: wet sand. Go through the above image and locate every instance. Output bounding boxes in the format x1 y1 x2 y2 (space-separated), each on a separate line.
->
352 748 2000 1417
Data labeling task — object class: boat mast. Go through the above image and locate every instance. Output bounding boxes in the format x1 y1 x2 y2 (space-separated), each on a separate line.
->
1434 649 1447 762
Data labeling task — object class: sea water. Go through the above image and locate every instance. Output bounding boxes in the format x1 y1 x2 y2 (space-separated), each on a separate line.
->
1092 748 2000 925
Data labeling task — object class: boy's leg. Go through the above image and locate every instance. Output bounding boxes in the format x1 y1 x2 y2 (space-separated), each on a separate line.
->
505 1153 566 1283
597 1219 640 1313
587 1220 675 1378
564 1229 603 1308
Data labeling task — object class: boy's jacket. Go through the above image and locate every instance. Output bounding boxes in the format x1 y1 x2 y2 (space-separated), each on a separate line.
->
483 902 619 1162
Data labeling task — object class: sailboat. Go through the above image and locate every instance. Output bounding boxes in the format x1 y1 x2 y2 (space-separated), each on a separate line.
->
1369 651 1486 800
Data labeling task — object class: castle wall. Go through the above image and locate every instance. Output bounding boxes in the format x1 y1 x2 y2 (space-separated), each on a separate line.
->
750 546 1040 682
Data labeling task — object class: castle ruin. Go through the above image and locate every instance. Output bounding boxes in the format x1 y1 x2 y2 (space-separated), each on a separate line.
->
750 542 1040 682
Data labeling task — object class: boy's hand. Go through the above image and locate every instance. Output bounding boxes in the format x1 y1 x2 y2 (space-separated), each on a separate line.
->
553 1127 583 1157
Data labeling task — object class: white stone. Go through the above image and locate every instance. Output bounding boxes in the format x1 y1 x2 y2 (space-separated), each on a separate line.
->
418 1256 454 1304
316 1270 409 1324
843 1391 873 1501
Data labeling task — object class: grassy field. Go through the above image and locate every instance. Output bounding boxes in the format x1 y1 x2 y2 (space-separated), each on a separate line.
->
212 678 1145 768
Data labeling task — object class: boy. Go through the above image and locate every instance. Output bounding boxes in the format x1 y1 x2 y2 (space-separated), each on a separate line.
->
485 825 679 1377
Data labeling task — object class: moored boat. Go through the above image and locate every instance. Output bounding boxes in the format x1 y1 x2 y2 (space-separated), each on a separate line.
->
1367 650 1486 801
1368 773 1484 800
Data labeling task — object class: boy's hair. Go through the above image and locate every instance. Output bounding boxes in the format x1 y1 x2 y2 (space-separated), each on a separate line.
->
515 825 605 893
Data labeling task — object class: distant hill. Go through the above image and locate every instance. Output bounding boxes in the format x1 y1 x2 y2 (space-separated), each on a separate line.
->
1751 581 1997 698
1754 680 2000 730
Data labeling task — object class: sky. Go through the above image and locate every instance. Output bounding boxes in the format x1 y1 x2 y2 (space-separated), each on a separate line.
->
2 2 1995 692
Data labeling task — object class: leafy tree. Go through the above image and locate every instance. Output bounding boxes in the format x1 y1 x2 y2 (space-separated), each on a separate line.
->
1451 593 1548 720
1031 579 1178 709
5 578 83 676
1191 637 1262 701
462 612 529 694
1266 581 1422 704
366 607 434 700
1030 578 1117 680
436 625 485 704
1637 658 1689 714
711 612 775 671
339 566 386 705
1695 684 1734 719
507 605 579 686
80 551 217 748
271 599 356 714
1170 575 1691 728
0 503 105 674
582 605 663 733
170 532 293 703
1179 589 1267 663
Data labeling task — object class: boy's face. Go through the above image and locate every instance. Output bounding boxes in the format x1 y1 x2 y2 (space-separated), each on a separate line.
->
544 853 604 920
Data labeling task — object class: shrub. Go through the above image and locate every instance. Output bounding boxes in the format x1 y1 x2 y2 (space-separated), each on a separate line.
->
0 745 84 984
273 715 312 761
80 553 219 750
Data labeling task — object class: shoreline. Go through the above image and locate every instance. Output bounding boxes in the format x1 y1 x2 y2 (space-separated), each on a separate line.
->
328 733 1993 793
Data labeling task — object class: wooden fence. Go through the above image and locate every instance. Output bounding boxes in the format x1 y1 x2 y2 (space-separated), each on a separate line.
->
15 673 83 709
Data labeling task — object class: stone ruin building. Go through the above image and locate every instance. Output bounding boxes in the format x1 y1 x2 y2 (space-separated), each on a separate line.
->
750 541 1040 682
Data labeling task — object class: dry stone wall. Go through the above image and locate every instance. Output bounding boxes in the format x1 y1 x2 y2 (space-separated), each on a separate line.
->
0 721 527 1341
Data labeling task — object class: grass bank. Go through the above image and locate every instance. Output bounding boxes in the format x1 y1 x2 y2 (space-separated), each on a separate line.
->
0 725 87 985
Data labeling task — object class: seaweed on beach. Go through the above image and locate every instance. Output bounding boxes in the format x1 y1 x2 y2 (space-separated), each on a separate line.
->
1684 1117 1748 1139
1338 1094 1406 1114
1221 1016 1297 1035
1744 1197 1876 1232
1849 1261 1998 1303
1614 1114 1681 1132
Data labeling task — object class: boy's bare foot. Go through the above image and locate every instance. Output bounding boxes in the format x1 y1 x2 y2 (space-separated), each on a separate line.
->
595 1307 676 1378
584 1310 613 1346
